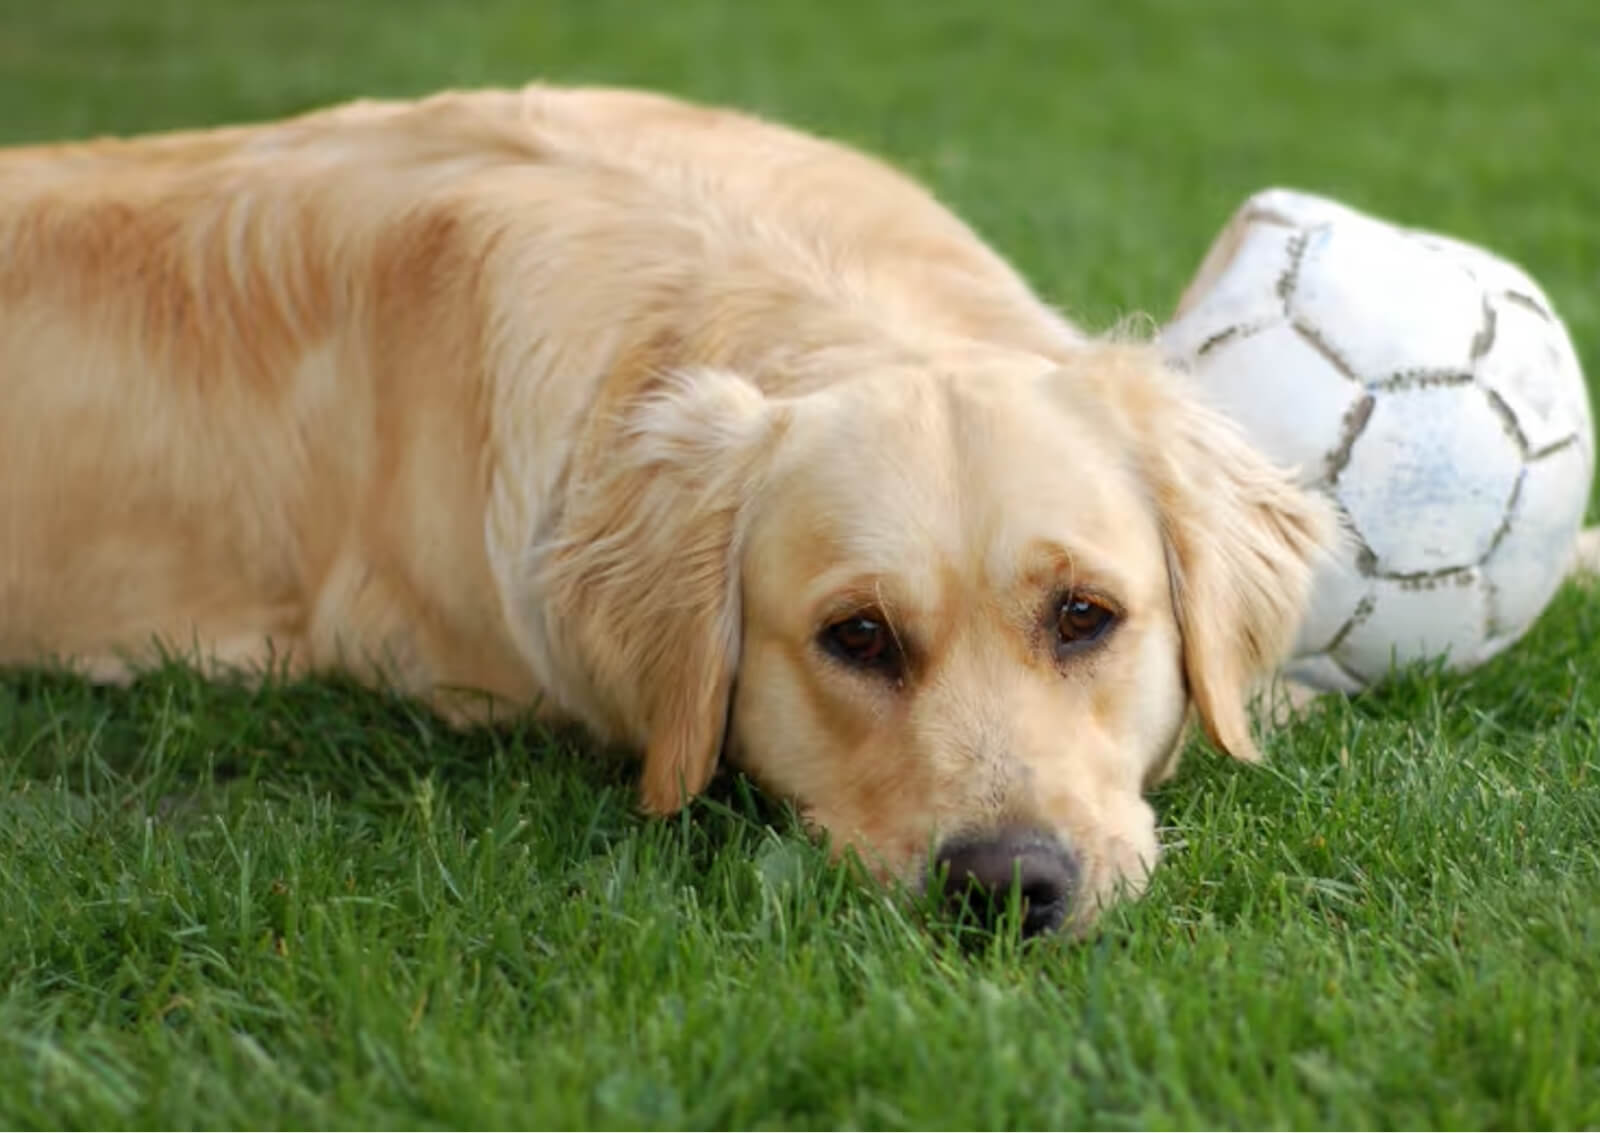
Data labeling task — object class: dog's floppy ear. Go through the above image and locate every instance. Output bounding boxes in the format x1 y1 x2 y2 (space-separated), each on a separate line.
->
534 367 782 813
1045 344 1335 761
1151 387 1336 762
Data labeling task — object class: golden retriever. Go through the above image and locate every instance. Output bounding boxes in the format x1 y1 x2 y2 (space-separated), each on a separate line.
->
0 83 1339 934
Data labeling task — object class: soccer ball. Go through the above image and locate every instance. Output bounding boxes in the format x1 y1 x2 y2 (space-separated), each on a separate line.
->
1160 188 1595 692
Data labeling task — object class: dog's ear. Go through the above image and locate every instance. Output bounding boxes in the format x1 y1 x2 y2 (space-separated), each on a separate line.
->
534 368 782 813
1045 344 1335 762
1151 389 1335 762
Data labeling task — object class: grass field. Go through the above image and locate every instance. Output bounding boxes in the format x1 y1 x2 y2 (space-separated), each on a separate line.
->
3 0 1599 1127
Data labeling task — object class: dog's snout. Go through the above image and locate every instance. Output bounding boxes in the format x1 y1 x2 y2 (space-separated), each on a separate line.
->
935 828 1078 936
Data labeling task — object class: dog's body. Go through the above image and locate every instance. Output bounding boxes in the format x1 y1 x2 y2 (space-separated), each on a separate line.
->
0 86 1081 706
1 84 1340 930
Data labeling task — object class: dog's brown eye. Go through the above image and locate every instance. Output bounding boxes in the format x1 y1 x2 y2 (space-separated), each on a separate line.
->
821 611 904 678
1055 593 1116 655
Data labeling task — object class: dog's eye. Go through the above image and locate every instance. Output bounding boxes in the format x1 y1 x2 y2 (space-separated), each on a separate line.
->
821 611 904 678
1055 593 1116 656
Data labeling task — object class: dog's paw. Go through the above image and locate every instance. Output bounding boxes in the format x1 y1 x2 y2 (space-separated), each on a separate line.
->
1569 526 1600 581
1256 672 1332 731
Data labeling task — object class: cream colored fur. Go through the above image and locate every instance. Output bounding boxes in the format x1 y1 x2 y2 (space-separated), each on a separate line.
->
0 83 1343 925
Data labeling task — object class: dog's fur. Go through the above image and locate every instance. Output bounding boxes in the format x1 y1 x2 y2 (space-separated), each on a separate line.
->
0 84 1342 926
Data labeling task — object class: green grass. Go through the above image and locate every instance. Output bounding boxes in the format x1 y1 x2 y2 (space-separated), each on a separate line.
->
3 0 1599 1127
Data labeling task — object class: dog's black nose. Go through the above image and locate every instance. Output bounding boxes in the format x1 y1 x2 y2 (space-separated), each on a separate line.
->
935 828 1078 937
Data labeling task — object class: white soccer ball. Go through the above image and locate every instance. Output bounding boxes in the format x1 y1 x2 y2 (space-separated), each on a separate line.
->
1160 188 1595 692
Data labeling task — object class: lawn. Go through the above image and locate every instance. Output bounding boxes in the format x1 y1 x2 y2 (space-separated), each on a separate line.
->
3 0 1599 1127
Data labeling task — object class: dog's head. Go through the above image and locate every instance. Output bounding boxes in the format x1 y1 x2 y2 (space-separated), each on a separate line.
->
535 342 1332 933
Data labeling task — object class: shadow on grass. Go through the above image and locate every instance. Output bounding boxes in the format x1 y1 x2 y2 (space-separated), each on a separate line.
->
0 658 671 805
0 661 1103 953
0 659 880 903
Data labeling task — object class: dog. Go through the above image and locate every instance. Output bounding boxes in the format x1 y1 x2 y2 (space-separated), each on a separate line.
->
0 83 1344 935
